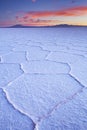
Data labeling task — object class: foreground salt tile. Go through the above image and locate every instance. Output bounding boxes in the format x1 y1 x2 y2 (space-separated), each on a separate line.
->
0 88 35 130
21 61 70 74
0 63 23 87
1 52 27 63
38 88 87 130
4 74 82 122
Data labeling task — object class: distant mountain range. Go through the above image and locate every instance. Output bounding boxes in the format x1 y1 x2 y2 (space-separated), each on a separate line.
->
1 24 87 28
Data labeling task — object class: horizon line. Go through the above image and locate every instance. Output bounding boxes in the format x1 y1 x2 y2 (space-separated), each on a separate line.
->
0 24 87 28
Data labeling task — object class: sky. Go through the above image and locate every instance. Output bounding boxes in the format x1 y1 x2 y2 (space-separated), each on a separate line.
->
0 0 87 27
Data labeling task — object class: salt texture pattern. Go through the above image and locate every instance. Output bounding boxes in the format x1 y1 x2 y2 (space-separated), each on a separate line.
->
0 27 87 130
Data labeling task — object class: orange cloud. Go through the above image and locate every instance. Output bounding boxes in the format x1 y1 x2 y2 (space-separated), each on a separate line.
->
16 6 87 20
15 6 87 26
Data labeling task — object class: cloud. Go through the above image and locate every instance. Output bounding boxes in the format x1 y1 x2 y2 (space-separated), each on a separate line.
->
15 6 87 26
16 17 61 26
16 6 87 20
1 6 87 27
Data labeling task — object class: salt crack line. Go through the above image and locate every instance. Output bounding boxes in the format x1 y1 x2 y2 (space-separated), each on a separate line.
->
45 50 85 59
45 58 87 89
1 87 36 130
2 63 24 88
25 50 50 62
69 73 87 89
34 88 83 130
44 58 71 72
31 64 87 128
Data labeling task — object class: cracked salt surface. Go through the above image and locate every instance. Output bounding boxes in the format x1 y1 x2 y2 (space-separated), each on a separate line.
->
0 27 87 130
38 88 87 130
4 74 82 122
47 52 87 87
0 88 35 130
13 46 49 61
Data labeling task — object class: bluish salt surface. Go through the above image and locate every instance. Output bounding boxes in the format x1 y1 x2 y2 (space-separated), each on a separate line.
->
0 27 87 130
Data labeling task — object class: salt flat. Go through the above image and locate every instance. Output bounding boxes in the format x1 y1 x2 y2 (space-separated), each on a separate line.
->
0 27 87 130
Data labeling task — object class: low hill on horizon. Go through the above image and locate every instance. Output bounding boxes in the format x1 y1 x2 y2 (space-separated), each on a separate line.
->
1 24 87 28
